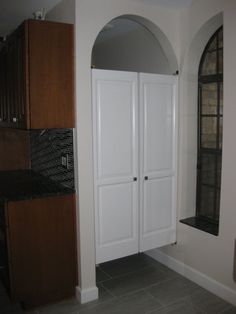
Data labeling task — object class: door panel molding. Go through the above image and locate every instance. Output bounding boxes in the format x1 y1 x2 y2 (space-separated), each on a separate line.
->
92 69 139 264
139 73 178 252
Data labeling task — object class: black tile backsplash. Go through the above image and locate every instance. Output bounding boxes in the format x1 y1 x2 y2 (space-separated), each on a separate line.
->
30 129 74 189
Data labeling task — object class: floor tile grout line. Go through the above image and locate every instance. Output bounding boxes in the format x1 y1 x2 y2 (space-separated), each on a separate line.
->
142 273 183 290
99 286 156 302
143 300 187 314
182 297 206 314
99 273 183 302
98 263 162 281
144 288 163 302
148 292 191 309
144 289 168 310
96 266 113 281
99 282 118 299
97 264 176 288
143 278 209 312
148 274 204 292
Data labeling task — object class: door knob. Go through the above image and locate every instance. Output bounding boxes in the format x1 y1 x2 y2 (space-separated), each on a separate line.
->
144 176 148 180
133 177 137 181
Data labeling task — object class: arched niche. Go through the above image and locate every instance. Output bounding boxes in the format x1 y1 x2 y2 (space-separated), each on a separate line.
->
91 14 178 74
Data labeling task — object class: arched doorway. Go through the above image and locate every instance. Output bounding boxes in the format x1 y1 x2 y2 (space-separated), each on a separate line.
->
75 9 178 303
91 16 178 265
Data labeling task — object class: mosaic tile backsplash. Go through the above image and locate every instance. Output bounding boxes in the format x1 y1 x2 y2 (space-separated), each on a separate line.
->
30 129 74 189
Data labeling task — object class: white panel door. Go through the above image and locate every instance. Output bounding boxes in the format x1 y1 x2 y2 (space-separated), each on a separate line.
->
139 73 177 252
92 69 139 264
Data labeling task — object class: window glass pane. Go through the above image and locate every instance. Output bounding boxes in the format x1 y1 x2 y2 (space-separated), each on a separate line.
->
219 29 223 48
208 37 217 51
201 83 217 115
196 27 223 227
220 83 223 115
199 185 215 219
201 117 217 148
219 117 223 149
201 154 216 186
219 50 223 74
201 51 217 75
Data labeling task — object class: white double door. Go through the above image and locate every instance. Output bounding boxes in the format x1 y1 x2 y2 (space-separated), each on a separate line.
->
92 69 177 264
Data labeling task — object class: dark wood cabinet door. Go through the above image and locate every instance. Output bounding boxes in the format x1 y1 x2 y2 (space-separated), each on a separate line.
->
0 48 7 123
0 24 28 128
7 24 28 128
28 20 75 129
7 36 18 126
6 194 77 307
14 23 28 128
0 43 11 126
0 19 74 130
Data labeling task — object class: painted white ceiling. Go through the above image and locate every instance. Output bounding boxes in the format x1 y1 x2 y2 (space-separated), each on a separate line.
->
0 0 193 37
0 0 61 37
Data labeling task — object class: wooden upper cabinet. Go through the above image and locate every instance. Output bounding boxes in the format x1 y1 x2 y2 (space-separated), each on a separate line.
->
0 19 75 129
28 20 74 129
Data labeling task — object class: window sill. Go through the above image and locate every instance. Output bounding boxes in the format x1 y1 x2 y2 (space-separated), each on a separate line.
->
180 216 219 236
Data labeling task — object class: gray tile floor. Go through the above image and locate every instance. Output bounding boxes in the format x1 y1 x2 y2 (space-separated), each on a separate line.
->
1 254 236 314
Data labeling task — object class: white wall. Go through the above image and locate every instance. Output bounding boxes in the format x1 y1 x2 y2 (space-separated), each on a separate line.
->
92 25 170 74
151 0 236 302
46 0 75 23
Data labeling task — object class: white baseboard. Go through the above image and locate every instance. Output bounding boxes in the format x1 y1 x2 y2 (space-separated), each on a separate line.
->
146 249 236 307
76 285 98 304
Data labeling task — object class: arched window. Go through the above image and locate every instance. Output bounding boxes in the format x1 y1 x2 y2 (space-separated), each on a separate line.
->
196 26 223 235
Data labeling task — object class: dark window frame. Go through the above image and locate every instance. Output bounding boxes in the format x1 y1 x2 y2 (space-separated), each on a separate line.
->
196 26 223 226
180 26 223 236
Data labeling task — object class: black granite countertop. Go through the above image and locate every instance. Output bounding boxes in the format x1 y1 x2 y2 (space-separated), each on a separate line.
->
0 170 74 202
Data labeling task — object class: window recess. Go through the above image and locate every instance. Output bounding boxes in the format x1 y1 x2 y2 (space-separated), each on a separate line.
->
180 27 223 236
